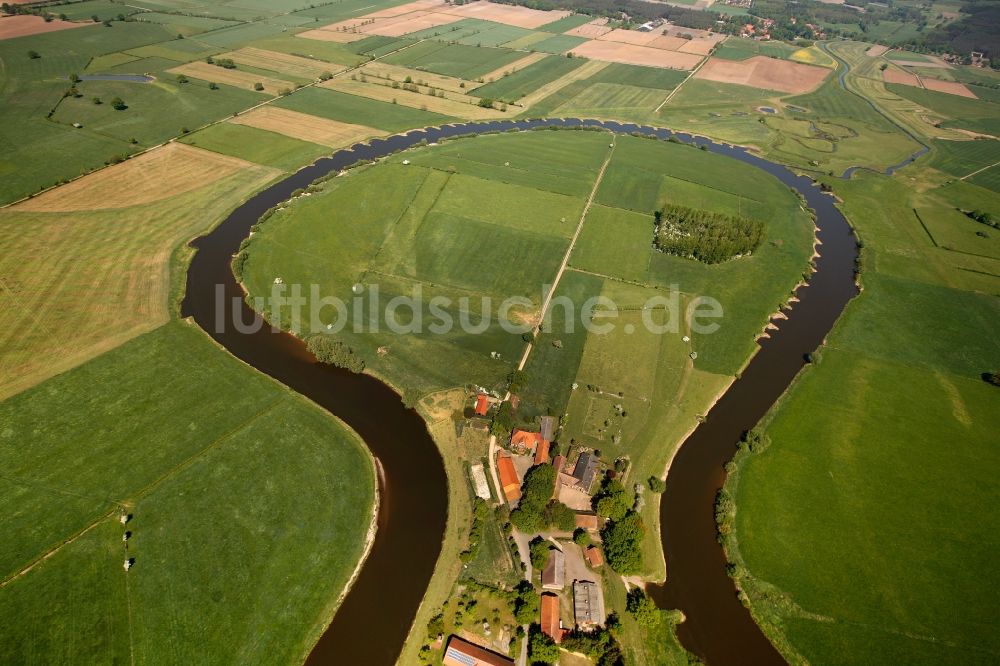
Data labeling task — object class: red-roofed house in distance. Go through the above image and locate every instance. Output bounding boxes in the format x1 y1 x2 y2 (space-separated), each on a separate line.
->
474 394 491 416
510 428 546 455
442 636 515 666
540 593 563 644
497 453 521 504
533 439 550 465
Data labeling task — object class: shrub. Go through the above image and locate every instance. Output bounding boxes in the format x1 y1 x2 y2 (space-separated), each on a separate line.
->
253 82 264 91
27 50 40 59
626 588 661 627
477 97 495 108
529 537 550 570
573 528 590 546
110 96 126 110
306 335 365 372
647 476 666 493
529 628 560 664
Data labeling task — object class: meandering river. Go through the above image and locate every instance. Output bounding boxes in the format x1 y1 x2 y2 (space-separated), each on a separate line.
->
181 118 860 664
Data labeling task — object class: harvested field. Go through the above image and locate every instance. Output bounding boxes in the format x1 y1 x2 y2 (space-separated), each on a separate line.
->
357 61 472 92
368 0 448 17
892 59 949 69
0 167 277 399
221 47 345 79
167 61 293 94
649 35 689 51
16 143 257 212
441 2 569 29
694 55 829 93
921 78 977 99
883 68 920 86
322 77 503 119
866 44 889 57
570 40 703 70
565 19 612 38
365 11 463 37
230 107 384 147
296 28 367 43
478 51 548 83
678 39 717 56
596 28 662 46
0 14 88 39
517 59 609 107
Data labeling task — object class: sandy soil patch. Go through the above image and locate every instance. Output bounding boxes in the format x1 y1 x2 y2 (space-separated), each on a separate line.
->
882 68 920 86
441 2 569 29
478 51 548 83
694 55 829 93
358 61 471 92
221 47 344 79
296 27 368 42
570 40 703 70
168 61 294 94
565 19 612 38
16 143 257 212
516 59 609 107
596 28 661 46
920 77 977 98
0 14 88 39
865 44 889 57
230 106 384 147
323 77 507 119
365 11 463 37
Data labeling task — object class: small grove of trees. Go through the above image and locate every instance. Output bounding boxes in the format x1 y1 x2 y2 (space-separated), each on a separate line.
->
560 619 625 666
512 580 538 624
306 335 365 372
593 478 631 522
654 203 765 264
509 465 576 533
964 209 999 230
714 487 735 539
625 588 660 627
601 511 644 575
207 57 237 69
528 627 560 664
573 527 590 546
529 537 551 570
647 476 666 493
477 97 495 108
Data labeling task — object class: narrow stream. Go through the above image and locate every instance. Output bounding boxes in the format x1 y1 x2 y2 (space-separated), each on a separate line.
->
181 119 861 664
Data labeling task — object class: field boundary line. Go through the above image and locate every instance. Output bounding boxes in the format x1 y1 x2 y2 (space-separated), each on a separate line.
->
959 160 1000 180
3 37 430 211
654 52 710 113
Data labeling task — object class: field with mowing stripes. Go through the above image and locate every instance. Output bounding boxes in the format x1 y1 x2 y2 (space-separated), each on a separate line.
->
0 144 278 399
0 322 375 665
472 55 583 102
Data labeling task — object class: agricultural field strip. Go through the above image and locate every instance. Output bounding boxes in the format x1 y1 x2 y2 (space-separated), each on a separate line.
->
2 394 283 586
1 37 427 210
516 59 609 108
517 136 616 370
656 49 712 113
961 160 1000 180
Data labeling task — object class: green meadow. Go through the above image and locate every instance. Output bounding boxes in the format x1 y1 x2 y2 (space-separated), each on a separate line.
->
726 162 1000 664
0 323 375 664
241 130 815 580
180 122 330 172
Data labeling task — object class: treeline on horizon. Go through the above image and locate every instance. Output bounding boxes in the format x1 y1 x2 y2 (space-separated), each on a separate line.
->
496 0 999 64
653 204 764 265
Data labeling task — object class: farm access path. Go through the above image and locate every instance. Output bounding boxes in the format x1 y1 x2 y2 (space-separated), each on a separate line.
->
487 132 616 666
485 132 616 514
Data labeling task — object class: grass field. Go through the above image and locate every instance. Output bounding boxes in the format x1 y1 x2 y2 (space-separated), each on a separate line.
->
726 156 1000 663
887 83 1000 136
180 122 331 171
273 86 455 132
472 55 583 102
0 146 278 399
381 40 526 80
0 322 376 665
